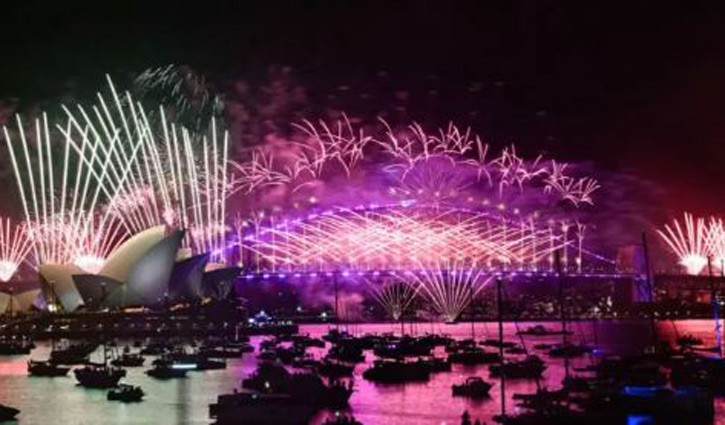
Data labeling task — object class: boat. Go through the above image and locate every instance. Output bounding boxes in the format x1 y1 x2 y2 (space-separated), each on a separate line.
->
0 404 19 422
199 346 246 359
676 334 704 347
317 359 355 378
157 351 226 371
50 341 98 364
111 351 145 367
275 346 306 365
489 356 546 379
0 338 33 355
373 337 432 358
577 385 714 424
419 356 452 373
145 359 189 379
242 363 353 408
27 359 70 377
513 388 569 406
362 360 430 383
506 346 528 355
107 384 144 402
670 355 725 391
322 329 350 343
452 377 493 398
286 374 354 408
243 362 290 392
197 357 227 370
517 325 572 336
548 343 592 358
291 355 320 370
322 414 363 425
210 391 318 425
291 334 325 349
140 342 171 356
74 363 126 388
481 339 517 349
449 347 501 365
327 344 365 363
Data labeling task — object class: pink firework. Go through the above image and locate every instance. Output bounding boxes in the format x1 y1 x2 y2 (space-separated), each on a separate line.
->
395 261 492 322
0 218 33 282
241 206 574 272
657 213 709 275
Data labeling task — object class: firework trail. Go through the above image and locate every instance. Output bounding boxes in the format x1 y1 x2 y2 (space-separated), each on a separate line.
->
3 76 232 269
394 260 492 322
367 278 419 320
706 218 725 270
63 77 231 263
0 218 33 281
239 205 580 272
3 107 140 268
231 118 600 214
134 64 225 132
657 213 710 275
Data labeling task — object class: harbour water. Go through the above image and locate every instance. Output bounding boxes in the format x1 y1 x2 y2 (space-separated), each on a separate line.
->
0 320 724 424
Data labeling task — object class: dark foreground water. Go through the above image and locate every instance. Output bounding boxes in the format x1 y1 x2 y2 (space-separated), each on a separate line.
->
0 320 724 425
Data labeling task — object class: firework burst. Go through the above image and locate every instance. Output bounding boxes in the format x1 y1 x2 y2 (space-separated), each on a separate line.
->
239 205 583 273
657 213 710 275
394 261 492 322
0 218 33 281
3 76 232 270
367 278 419 320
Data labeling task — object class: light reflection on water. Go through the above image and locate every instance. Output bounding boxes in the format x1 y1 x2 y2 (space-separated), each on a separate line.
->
0 320 722 425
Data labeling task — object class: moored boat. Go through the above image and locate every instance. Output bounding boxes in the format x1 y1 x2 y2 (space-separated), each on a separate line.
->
74 363 126 388
107 384 144 402
27 359 70 377
0 403 19 422
452 377 493 398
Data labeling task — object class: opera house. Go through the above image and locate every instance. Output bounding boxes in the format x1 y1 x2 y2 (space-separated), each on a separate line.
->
37 226 239 312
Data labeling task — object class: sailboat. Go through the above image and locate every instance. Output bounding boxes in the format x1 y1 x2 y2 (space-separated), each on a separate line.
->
0 403 19 421
74 340 126 388
28 284 71 377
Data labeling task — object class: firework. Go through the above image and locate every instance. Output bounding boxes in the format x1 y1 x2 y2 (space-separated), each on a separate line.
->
657 213 709 275
134 64 225 132
706 218 725 270
3 109 138 267
3 76 231 270
367 278 419 320
239 204 585 273
395 261 492 322
292 113 372 179
230 117 600 217
0 218 33 281
63 77 231 263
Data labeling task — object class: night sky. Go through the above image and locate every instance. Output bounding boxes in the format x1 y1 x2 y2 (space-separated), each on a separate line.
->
1 0 724 215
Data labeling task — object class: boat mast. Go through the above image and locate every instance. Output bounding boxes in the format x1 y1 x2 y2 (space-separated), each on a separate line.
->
641 232 657 352
50 281 55 352
335 273 340 333
708 257 722 358
496 277 506 418
470 274 475 341
555 250 570 379
8 287 13 318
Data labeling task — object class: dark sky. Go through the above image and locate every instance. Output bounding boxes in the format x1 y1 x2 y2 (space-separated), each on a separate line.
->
1 0 724 215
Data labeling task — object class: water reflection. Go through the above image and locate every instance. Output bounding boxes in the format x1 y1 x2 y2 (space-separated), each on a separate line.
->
0 320 721 424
